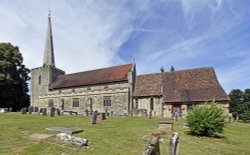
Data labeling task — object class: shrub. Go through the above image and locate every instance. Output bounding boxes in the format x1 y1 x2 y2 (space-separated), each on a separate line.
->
187 101 227 137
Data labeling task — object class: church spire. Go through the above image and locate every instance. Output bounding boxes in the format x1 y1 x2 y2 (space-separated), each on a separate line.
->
43 10 55 67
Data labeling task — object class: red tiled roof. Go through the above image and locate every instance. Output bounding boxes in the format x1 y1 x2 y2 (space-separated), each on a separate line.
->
163 67 229 102
134 73 163 97
133 67 229 102
50 64 132 89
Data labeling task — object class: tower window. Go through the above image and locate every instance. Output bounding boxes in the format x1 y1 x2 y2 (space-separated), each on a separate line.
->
39 76 41 85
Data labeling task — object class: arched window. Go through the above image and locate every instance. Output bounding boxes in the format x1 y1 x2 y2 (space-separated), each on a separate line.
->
38 76 41 85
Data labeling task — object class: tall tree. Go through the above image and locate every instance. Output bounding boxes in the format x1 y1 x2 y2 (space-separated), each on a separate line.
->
0 43 30 111
244 88 250 102
228 89 244 113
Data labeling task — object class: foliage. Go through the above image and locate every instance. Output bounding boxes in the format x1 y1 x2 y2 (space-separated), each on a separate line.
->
170 66 175 72
187 101 227 137
160 66 165 73
0 43 30 111
228 89 250 121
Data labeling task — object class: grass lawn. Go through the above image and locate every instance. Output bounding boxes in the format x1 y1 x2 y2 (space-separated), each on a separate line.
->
0 113 249 155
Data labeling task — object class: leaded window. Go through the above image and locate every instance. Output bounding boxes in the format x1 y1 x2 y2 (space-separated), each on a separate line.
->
103 96 111 107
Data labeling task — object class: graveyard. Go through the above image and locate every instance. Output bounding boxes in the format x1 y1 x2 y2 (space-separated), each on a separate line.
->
0 112 250 155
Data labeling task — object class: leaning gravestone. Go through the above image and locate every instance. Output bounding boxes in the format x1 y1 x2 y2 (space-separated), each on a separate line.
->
42 108 47 116
91 110 98 125
50 107 55 117
169 132 180 155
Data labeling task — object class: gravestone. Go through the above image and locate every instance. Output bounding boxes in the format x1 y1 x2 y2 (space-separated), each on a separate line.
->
39 108 43 114
91 110 98 125
8 108 12 112
158 121 173 131
85 109 89 116
28 106 33 114
105 109 108 117
50 107 55 117
57 109 61 116
42 108 47 116
149 109 153 119
34 107 39 112
111 111 113 117
169 132 180 155
21 108 27 114
174 112 179 122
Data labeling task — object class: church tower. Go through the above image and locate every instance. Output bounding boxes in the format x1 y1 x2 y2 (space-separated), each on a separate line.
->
30 12 65 106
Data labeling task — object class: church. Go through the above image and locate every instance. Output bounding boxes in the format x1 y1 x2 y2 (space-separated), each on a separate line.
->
30 14 229 118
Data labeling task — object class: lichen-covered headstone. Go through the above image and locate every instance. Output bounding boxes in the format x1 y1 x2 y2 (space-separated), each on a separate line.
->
42 108 47 116
91 110 98 125
28 106 33 114
50 107 55 117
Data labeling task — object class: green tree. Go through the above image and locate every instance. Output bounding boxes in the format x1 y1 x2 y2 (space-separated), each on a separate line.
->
160 66 165 73
228 89 244 114
0 43 30 111
244 89 250 102
170 66 175 72
187 101 227 137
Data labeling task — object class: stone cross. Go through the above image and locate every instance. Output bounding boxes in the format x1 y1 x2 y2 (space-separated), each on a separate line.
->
50 107 55 117
91 110 98 125
169 132 180 155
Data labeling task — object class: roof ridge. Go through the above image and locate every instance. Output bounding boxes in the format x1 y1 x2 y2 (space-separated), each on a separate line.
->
164 66 214 74
60 63 132 77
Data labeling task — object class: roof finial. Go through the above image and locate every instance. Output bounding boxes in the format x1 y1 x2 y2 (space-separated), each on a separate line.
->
48 9 51 17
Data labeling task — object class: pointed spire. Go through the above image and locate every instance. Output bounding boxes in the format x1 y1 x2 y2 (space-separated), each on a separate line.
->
43 10 55 67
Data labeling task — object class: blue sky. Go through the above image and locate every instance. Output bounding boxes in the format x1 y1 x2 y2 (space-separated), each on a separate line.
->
0 0 249 92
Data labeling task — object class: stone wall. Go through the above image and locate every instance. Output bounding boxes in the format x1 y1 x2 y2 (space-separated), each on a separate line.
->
134 97 162 117
33 82 130 116
30 66 65 106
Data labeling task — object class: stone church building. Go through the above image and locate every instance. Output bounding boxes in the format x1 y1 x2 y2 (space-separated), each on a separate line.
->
30 14 229 118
